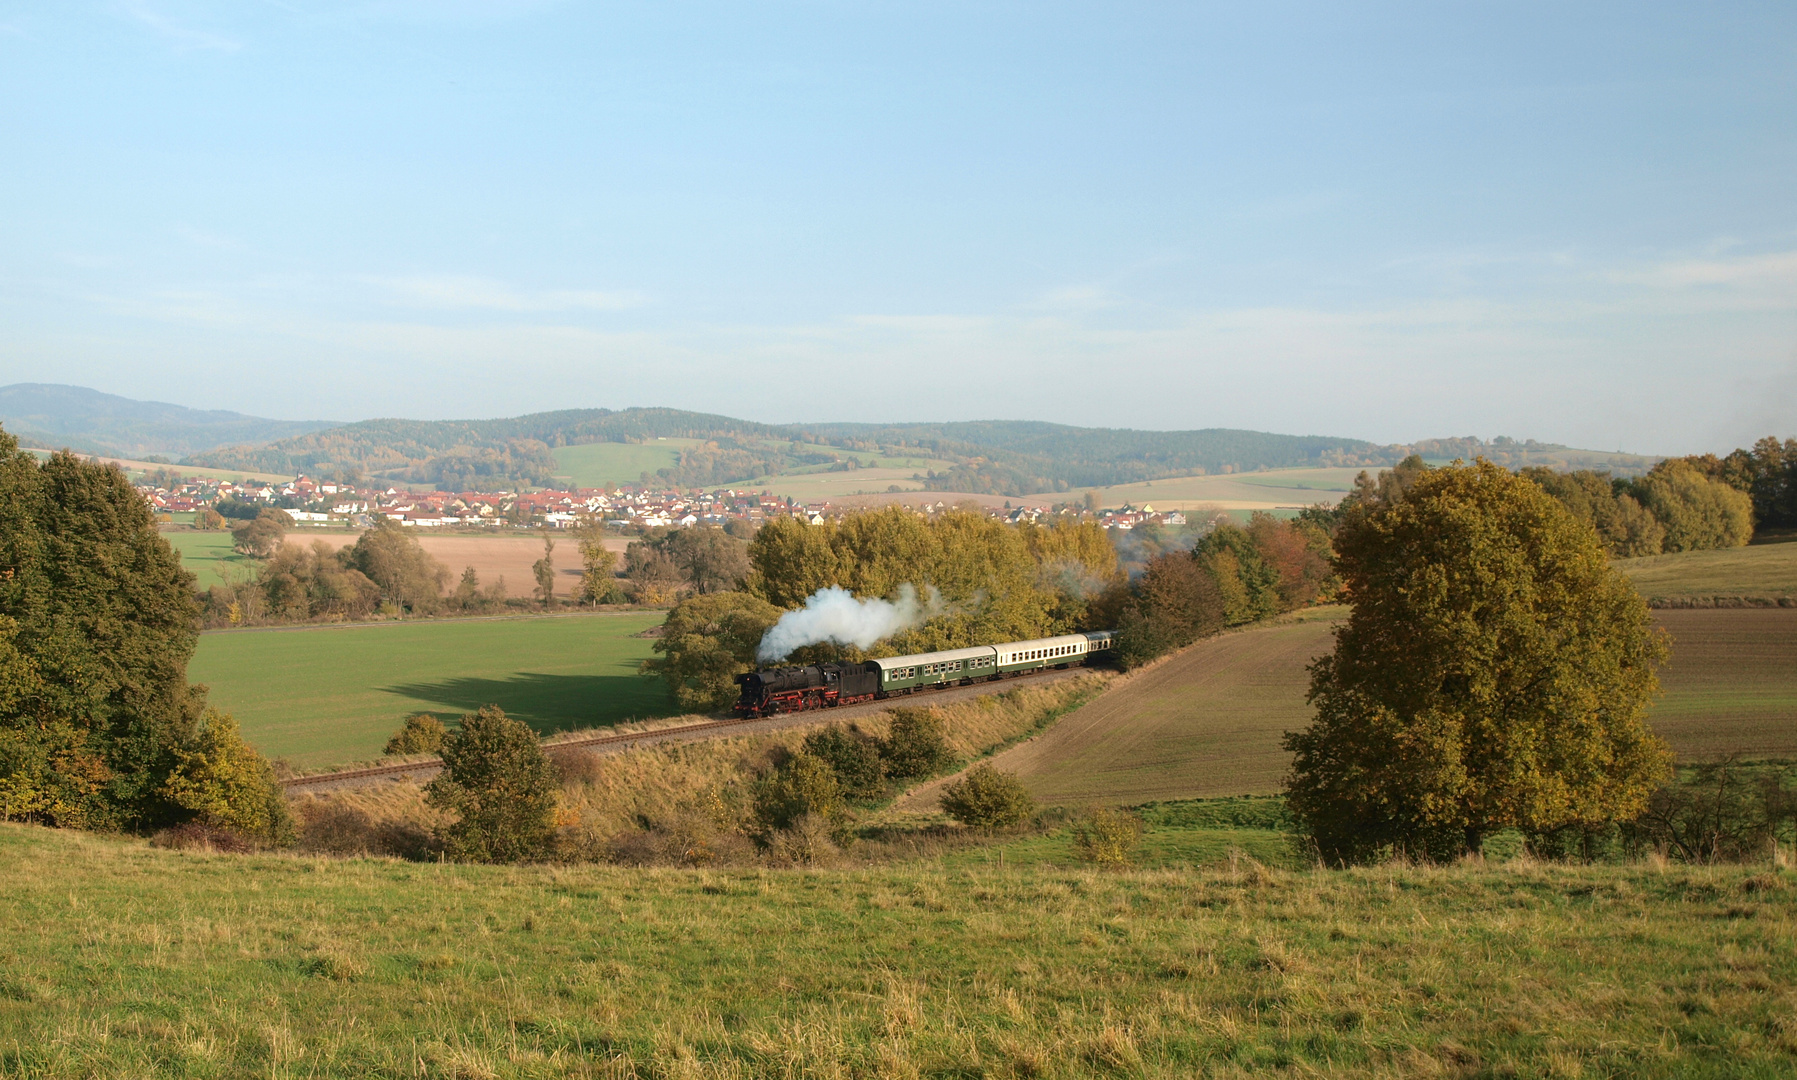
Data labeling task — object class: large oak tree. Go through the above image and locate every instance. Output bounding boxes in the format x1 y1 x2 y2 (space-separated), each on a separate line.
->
1284 461 1672 863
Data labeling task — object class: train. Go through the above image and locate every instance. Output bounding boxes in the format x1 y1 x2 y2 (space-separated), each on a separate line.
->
732 630 1115 717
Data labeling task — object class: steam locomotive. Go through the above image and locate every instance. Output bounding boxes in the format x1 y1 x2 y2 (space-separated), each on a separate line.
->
733 630 1115 717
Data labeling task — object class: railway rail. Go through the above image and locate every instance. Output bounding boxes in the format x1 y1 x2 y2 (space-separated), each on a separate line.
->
280 660 1101 790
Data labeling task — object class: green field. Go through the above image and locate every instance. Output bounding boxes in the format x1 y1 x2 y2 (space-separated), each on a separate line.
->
548 439 700 488
1619 540 1797 600
163 529 263 590
3 822 1793 1078
189 613 675 767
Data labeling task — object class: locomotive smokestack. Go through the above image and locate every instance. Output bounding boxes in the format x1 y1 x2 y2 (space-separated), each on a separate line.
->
756 584 940 662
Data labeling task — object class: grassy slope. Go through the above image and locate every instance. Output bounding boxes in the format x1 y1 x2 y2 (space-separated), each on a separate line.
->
190 613 674 767
549 440 696 487
1060 467 1364 510
3 824 1794 1079
1619 541 1797 600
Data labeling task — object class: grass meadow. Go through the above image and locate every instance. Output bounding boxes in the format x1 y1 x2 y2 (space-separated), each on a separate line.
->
3 821 1795 1079
191 612 673 767
550 440 699 488
1619 540 1797 601
164 529 262 590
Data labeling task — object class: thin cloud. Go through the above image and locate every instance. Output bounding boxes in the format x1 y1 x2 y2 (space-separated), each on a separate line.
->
364 274 649 313
1610 250 1797 291
119 1 243 52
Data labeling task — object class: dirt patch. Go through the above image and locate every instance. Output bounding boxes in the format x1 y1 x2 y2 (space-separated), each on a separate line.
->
1652 608 1797 759
294 532 628 599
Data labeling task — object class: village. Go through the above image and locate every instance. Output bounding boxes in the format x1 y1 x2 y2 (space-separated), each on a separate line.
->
135 472 1191 532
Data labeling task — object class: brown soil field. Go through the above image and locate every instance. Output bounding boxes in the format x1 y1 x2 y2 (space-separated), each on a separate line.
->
901 607 1797 810
293 531 628 599
1651 608 1797 759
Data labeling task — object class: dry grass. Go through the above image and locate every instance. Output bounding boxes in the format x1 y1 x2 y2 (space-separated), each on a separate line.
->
1619 541 1797 602
301 675 1109 850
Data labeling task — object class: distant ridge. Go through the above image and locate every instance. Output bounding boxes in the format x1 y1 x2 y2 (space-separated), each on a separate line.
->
0 384 337 459
7 385 1665 496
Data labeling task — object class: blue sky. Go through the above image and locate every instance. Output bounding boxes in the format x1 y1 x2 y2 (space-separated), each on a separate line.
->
1 1 1792 454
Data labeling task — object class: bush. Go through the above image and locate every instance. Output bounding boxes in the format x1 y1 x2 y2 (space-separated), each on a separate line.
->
292 799 436 859
940 764 1036 829
879 708 950 779
802 724 886 801
426 705 558 863
1622 759 1797 862
752 752 845 832
1072 806 1145 866
384 713 447 756
161 709 294 847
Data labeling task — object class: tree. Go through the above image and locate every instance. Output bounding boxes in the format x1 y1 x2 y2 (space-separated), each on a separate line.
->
573 516 622 605
1112 551 1225 669
341 518 449 613
384 713 447 755
426 705 557 863
641 591 784 711
452 566 484 611
940 764 1035 828
161 709 294 846
0 435 208 829
878 707 950 779
801 724 886 801
231 507 290 558
1632 460 1754 552
1284 461 1673 864
752 752 846 831
663 527 750 594
625 541 685 606
532 533 557 609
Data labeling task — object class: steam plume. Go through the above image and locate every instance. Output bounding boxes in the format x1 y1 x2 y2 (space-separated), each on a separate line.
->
756 585 942 663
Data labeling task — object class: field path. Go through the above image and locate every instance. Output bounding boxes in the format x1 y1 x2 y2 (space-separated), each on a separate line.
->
897 616 1341 811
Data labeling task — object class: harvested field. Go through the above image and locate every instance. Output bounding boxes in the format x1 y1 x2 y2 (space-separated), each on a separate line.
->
1618 540 1797 602
899 612 1343 809
905 606 1797 810
1652 608 1797 759
295 530 628 599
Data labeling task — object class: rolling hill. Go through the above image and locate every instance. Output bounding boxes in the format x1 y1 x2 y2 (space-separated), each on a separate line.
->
0 383 336 459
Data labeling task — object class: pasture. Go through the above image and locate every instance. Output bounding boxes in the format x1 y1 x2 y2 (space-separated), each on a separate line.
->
189 612 674 767
164 529 261 590
1059 466 1363 511
548 439 699 488
3 823 1793 1078
941 606 1797 808
1619 540 1797 601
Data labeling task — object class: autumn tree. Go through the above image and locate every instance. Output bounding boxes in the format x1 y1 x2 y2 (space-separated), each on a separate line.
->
641 591 784 710
532 533 557 608
426 705 557 863
231 507 290 557
1631 460 1753 552
341 518 449 613
573 515 622 605
1284 461 1673 864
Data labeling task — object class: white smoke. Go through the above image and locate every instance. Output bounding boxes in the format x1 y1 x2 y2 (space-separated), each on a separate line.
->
756 584 943 663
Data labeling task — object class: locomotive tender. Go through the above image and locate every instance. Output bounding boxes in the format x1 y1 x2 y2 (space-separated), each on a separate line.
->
733 630 1115 717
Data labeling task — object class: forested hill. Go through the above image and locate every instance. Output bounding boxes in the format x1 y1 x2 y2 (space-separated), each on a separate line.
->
795 421 1391 493
187 408 795 490
0 383 337 459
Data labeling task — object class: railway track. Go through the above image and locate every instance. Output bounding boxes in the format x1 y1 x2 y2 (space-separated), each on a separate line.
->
281 664 1100 791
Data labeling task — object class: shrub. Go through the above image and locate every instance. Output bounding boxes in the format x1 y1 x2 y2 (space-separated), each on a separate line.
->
940 764 1036 829
1622 759 1797 862
767 813 841 866
384 713 447 756
162 709 294 847
292 799 436 859
879 708 950 779
426 705 558 863
752 753 845 832
1072 806 1145 866
802 724 886 800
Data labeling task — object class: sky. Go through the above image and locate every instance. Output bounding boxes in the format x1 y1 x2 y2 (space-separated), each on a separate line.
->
1 1 1793 454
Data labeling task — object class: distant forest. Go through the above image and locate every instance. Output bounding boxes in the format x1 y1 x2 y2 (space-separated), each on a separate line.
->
183 407 1667 495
